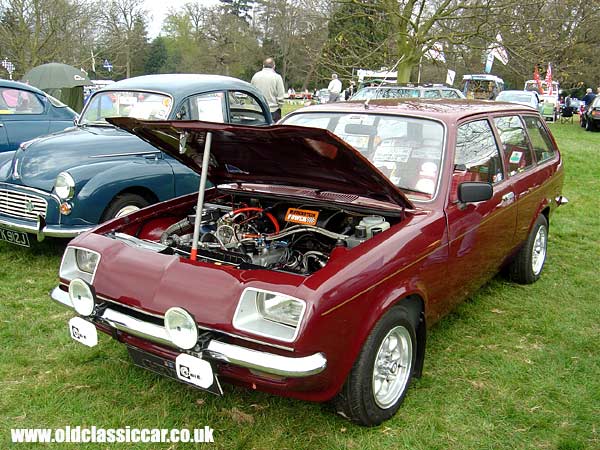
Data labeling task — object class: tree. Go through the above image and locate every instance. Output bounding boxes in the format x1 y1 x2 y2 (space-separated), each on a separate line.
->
144 37 168 74
0 0 98 78
98 0 149 78
322 0 520 84
253 0 332 89
220 0 254 22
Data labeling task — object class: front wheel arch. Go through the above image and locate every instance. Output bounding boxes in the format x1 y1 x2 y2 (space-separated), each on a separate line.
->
100 187 159 222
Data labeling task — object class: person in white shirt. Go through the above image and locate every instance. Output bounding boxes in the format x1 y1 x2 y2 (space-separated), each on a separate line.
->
251 58 285 121
327 73 342 103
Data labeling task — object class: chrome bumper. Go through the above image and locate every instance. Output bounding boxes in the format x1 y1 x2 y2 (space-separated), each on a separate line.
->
0 215 92 240
51 287 327 378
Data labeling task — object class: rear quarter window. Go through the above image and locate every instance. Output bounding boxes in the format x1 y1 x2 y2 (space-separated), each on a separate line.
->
523 116 556 163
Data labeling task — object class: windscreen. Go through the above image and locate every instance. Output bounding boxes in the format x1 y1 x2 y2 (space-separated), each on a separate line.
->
282 112 444 199
80 91 173 125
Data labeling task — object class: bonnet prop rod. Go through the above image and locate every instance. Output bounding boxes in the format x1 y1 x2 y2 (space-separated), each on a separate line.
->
189 131 212 261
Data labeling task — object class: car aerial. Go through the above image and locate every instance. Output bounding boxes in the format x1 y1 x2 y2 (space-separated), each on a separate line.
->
351 84 465 101
0 79 77 153
0 74 271 247
496 90 540 111
51 99 566 426
579 95 600 131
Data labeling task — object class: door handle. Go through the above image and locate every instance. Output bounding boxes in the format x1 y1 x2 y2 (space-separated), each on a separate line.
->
498 192 515 207
0 123 4 127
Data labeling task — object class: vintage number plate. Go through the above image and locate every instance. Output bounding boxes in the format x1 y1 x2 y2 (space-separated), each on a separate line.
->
69 317 98 347
175 353 214 389
0 227 30 247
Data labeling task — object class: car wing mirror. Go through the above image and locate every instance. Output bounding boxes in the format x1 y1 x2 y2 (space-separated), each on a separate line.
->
457 181 493 204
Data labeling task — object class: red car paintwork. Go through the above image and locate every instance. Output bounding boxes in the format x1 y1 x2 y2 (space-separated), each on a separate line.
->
60 99 565 403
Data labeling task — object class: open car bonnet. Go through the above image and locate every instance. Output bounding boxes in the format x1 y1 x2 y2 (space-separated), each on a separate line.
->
107 118 414 209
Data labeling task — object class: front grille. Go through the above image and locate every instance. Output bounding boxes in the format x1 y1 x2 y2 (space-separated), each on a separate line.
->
0 189 47 220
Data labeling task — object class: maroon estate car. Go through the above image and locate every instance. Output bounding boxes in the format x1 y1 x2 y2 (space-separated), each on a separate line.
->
51 99 567 426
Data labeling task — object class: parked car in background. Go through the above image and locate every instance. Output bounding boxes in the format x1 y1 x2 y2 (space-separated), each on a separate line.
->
462 74 504 99
580 95 600 131
351 84 465 100
0 79 77 153
0 74 272 247
496 90 540 111
51 99 565 426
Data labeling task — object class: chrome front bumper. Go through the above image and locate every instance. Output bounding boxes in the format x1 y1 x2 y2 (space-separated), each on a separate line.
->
51 287 327 378
0 215 92 240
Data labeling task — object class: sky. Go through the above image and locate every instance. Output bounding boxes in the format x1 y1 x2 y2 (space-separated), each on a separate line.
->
144 0 219 38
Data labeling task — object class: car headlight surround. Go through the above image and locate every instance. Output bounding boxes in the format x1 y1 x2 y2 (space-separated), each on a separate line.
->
233 288 306 342
59 247 101 284
68 278 96 316
54 171 75 200
164 307 198 350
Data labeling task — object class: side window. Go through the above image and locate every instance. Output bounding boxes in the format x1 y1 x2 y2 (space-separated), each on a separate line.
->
423 89 440 99
523 116 556 163
0 88 44 114
494 115 534 176
227 91 268 126
454 120 504 185
442 90 460 99
182 92 225 122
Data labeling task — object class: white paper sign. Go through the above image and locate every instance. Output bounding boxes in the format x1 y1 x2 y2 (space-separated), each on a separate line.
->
69 317 98 347
175 353 214 389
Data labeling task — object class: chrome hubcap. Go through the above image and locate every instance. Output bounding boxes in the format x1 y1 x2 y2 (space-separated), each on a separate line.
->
531 225 547 275
372 325 413 409
114 205 140 218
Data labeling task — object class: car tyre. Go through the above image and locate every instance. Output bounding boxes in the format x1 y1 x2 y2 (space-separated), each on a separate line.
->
333 305 417 426
508 214 548 284
585 118 596 131
101 193 150 221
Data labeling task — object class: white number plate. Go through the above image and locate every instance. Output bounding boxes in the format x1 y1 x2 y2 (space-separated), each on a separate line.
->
175 353 214 389
69 317 98 347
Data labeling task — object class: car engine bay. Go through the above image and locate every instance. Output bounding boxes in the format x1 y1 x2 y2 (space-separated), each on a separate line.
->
111 192 400 275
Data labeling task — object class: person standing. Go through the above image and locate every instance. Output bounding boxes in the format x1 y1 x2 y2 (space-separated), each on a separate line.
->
251 57 285 122
582 88 596 107
327 73 342 103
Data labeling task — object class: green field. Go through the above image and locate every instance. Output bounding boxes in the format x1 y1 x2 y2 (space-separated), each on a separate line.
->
0 120 598 449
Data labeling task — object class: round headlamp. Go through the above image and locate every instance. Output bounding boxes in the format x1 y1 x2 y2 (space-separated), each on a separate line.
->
68 278 96 316
55 172 75 200
164 307 198 350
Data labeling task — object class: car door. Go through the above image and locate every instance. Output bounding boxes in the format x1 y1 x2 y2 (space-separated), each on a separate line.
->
0 87 50 150
444 118 517 306
492 114 539 245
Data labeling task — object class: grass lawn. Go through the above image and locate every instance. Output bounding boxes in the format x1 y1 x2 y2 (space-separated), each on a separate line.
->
0 120 598 449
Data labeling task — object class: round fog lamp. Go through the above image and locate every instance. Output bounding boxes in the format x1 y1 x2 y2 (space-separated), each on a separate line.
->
164 307 198 350
68 278 95 316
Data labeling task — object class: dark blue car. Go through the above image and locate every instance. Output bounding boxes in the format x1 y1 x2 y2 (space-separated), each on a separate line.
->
0 74 272 246
0 79 77 153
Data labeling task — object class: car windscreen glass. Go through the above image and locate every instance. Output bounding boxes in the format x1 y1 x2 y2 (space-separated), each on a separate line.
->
80 91 172 125
283 112 444 198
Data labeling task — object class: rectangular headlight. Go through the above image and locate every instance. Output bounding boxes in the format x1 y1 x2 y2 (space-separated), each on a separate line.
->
59 246 101 284
233 288 306 342
75 249 100 274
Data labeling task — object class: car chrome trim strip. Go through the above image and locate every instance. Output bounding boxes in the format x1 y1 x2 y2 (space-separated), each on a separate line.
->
89 151 161 159
204 341 326 378
0 216 92 238
50 287 324 377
